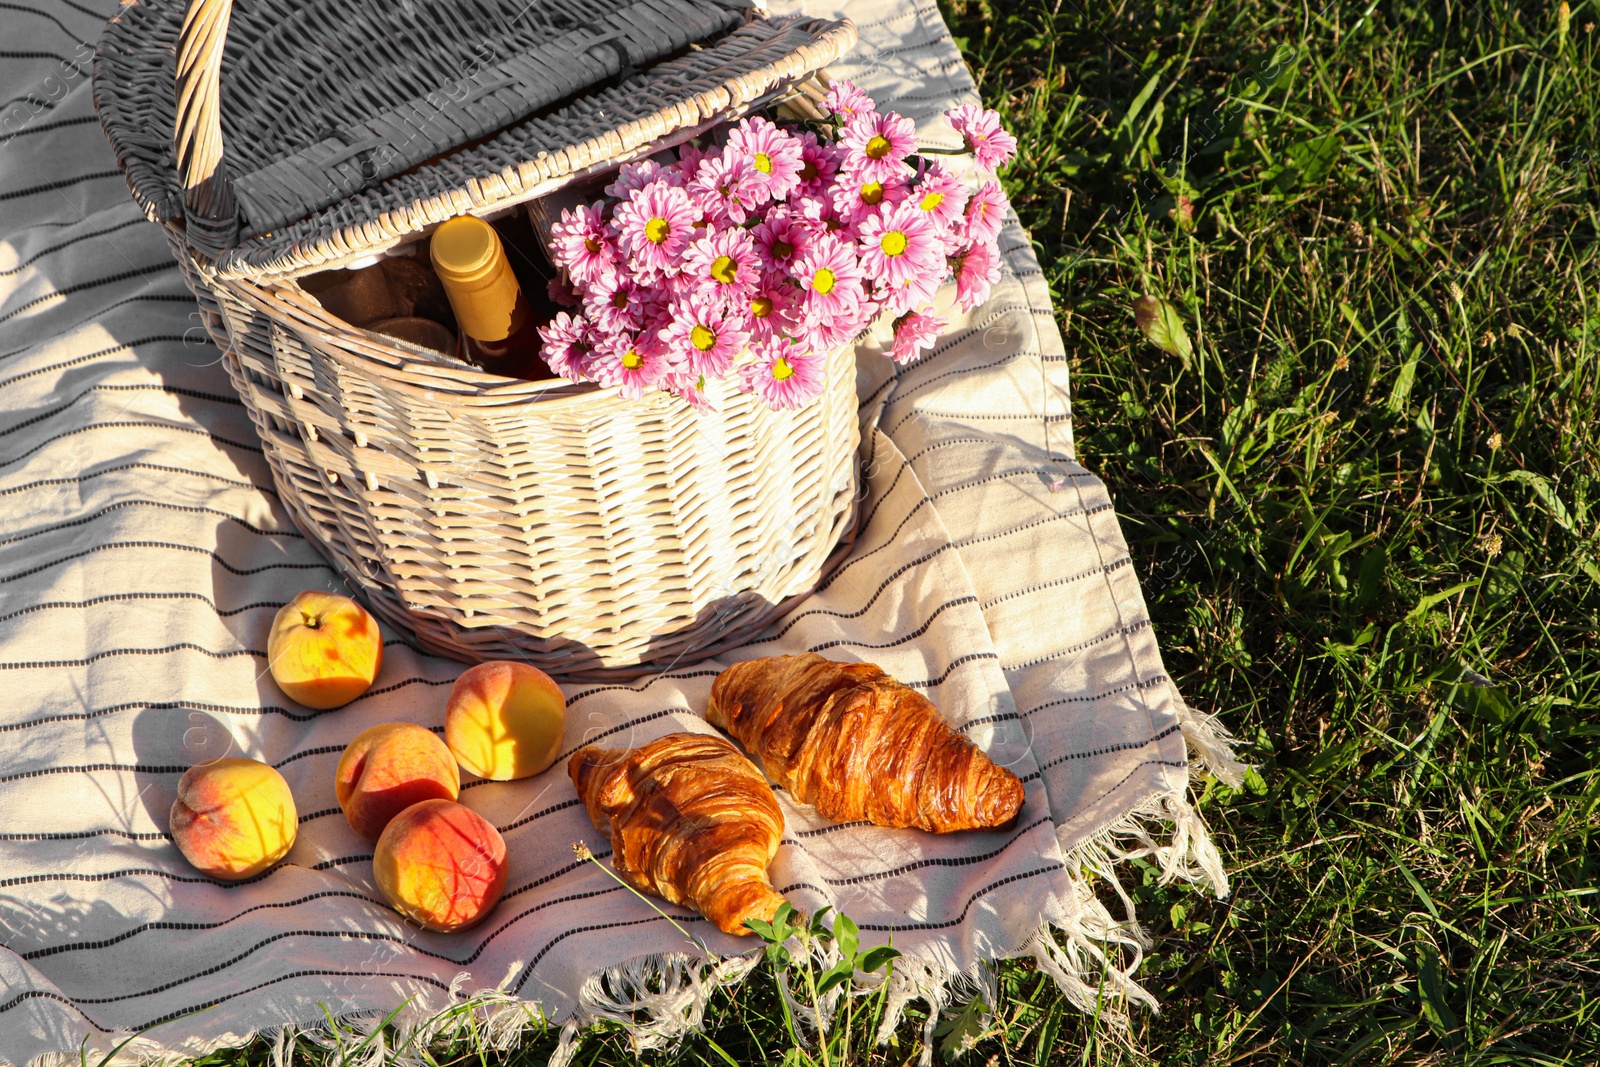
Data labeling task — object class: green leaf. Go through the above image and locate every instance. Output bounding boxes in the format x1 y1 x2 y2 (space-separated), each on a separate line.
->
771 902 799 942
1500 470 1577 532
815 958 856 997
832 913 859 960
1284 134 1342 187
1386 341 1422 414
808 905 834 941
1133 294 1194 367
1356 545 1387 609
1033 1001 1063 1066
744 917 775 941
859 945 901 973
1484 550 1526 606
1417 942 1462 1043
935 996 990 1060
1405 580 1477 623
1112 72 1163 142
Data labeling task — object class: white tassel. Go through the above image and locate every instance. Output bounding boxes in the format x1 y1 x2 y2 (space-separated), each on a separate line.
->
1177 700 1250 789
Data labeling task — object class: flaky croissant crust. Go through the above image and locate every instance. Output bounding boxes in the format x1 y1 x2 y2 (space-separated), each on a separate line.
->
706 653 1026 834
568 731 787 937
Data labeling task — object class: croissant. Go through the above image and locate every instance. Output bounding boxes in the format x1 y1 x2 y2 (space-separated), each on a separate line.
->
568 731 787 937
705 653 1026 834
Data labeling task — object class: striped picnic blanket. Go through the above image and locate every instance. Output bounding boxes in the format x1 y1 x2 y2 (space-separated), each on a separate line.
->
0 1 1242 1064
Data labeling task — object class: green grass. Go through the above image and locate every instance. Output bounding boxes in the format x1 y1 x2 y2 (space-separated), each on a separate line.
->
202 1 1600 1063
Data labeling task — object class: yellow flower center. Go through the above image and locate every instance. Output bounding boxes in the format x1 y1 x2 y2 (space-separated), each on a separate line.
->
644 217 671 244
584 236 602 253
811 268 836 295
690 325 717 351
621 349 644 370
772 239 794 260
920 191 944 212
881 231 908 257
772 357 795 380
751 295 774 319
865 134 892 160
754 151 773 174
710 255 739 284
860 181 885 205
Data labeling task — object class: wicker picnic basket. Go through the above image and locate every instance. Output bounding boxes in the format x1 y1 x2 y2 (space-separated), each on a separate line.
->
93 0 862 677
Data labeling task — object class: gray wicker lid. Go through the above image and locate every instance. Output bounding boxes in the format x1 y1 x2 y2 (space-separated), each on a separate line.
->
94 0 855 277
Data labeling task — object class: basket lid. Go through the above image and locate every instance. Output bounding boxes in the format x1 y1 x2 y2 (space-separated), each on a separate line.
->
94 0 855 277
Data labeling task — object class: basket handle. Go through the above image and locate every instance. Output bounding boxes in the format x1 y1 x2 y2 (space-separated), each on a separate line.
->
174 0 240 260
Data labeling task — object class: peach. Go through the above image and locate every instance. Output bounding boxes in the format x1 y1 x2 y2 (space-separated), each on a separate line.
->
170 758 298 880
444 661 566 780
373 799 508 932
267 590 384 710
335 723 461 840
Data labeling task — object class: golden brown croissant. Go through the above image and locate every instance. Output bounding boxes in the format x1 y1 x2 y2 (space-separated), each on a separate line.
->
705 653 1026 833
568 731 787 937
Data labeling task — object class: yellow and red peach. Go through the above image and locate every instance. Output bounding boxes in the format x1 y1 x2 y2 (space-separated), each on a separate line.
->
334 723 461 840
444 661 566 780
373 799 508 932
267 590 384 710
170 758 298 880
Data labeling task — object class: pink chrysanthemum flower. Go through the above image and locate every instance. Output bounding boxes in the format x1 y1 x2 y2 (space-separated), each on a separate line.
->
536 311 597 382
604 158 683 201
677 142 714 182
803 298 876 353
688 153 758 226
725 117 804 203
550 202 619 286
909 161 971 237
829 170 910 227
823 79 876 122
663 370 716 413
613 181 697 277
635 289 674 340
746 274 802 343
751 211 812 275
880 268 942 316
962 179 1008 244
890 309 946 365
590 329 675 400
681 226 761 310
858 201 944 290
947 104 1019 171
739 337 827 410
583 270 645 335
792 233 865 324
953 239 1001 312
838 110 917 184
658 294 751 378
793 131 842 200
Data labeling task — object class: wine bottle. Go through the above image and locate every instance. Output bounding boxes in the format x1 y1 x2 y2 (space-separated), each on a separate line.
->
429 215 552 380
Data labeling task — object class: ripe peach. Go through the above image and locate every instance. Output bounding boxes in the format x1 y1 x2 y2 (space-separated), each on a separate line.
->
335 723 461 840
444 661 566 780
170 758 298 880
373 799 508 932
267 590 384 710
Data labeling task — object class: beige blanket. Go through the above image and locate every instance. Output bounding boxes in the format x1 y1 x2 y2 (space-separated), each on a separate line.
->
0 1 1242 1063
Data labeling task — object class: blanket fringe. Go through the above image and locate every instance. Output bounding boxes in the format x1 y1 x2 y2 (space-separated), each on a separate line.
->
1176 699 1249 790
547 953 758 1067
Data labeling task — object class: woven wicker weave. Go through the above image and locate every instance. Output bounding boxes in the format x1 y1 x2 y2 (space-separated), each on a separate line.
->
93 0 862 677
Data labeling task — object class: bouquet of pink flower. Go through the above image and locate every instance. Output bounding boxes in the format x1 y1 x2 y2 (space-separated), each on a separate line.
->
537 83 1017 411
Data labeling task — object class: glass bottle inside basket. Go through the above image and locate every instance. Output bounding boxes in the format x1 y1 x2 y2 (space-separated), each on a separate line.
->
430 215 554 380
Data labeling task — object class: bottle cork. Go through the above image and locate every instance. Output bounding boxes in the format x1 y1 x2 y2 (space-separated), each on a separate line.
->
430 216 528 343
